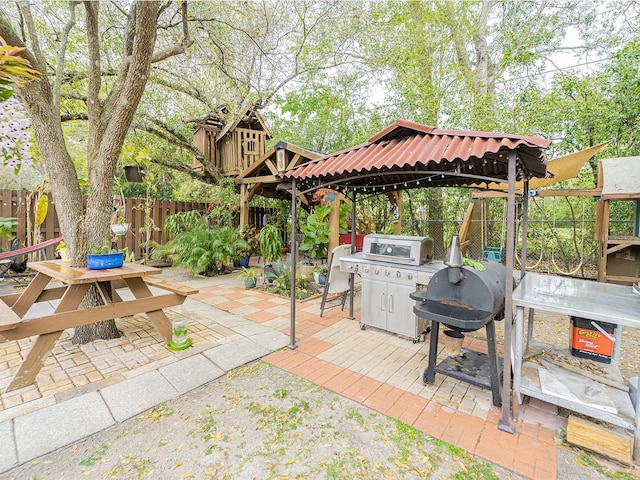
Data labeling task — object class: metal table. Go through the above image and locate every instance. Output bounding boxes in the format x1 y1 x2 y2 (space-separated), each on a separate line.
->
512 272 640 449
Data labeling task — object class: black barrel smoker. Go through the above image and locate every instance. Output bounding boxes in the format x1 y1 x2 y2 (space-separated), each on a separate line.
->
412 235 508 407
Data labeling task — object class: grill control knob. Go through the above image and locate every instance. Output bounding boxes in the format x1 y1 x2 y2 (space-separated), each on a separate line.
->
385 270 390 276
407 273 413 280
374 268 379 275
396 271 401 278
363 266 369 273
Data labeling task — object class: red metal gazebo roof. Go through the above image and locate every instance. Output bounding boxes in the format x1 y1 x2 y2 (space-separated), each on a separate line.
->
283 120 551 193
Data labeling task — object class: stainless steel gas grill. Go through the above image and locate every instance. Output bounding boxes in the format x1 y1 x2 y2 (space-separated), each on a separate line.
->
412 235 509 407
339 234 443 342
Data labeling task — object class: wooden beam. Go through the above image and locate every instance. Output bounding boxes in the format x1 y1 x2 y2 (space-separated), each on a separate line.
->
459 201 476 255
239 183 249 225
239 175 278 184
606 242 635 255
265 159 279 175
286 144 321 160
238 146 275 178
247 184 263 202
287 153 302 170
567 415 632 465
328 193 343 254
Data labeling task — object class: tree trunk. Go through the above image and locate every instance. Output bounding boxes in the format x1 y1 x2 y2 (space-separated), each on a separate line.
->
72 285 121 344
1 2 161 344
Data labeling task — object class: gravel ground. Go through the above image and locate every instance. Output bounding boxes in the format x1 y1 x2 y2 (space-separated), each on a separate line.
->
2 361 634 480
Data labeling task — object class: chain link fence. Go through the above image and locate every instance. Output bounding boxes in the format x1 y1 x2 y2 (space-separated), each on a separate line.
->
404 194 628 281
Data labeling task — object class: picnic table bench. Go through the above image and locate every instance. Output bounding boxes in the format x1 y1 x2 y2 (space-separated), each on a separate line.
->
0 260 198 392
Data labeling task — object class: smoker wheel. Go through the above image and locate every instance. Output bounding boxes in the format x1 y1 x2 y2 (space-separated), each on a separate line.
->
360 323 366 331
421 367 429 384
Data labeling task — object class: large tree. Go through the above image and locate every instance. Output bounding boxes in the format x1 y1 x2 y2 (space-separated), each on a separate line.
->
0 1 191 342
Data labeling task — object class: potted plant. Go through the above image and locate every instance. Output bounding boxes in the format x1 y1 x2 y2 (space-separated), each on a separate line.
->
236 266 261 289
238 224 259 267
87 238 124 269
313 265 329 285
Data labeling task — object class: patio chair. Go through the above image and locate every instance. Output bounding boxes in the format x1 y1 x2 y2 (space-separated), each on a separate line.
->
319 243 352 317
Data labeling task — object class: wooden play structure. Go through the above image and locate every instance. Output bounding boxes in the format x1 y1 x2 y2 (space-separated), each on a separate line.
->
596 156 640 285
191 104 373 249
192 103 272 178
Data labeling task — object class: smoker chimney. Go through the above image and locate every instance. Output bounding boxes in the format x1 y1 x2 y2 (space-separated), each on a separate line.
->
444 235 464 284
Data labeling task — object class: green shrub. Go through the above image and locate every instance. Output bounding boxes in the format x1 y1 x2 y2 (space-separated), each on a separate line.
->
173 225 248 276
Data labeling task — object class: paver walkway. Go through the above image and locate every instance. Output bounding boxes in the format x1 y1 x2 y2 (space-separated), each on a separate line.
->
0 270 638 478
193 283 561 480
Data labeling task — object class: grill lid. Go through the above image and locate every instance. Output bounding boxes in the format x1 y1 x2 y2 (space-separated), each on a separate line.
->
362 234 434 266
414 261 508 331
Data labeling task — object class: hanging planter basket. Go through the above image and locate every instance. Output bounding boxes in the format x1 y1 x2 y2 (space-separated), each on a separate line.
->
123 165 145 183
110 223 129 236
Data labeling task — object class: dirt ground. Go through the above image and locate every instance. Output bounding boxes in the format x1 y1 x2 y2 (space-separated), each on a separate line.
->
1 361 632 480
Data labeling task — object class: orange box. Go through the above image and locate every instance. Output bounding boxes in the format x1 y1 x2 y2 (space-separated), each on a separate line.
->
570 317 616 364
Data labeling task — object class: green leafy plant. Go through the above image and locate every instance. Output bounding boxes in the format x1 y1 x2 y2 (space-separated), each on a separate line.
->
148 210 204 266
260 224 283 263
0 216 18 239
163 210 203 240
91 238 116 255
236 266 261 289
90 238 134 262
265 258 309 299
235 266 261 280
299 205 332 260
173 225 248 276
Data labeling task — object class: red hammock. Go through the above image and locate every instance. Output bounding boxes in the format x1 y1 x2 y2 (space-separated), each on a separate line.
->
0 236 64 261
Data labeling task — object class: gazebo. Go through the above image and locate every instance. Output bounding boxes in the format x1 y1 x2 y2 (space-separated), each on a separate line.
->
281 119 552 432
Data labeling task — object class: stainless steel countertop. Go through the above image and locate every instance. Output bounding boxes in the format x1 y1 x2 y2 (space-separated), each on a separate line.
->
512 272 640 327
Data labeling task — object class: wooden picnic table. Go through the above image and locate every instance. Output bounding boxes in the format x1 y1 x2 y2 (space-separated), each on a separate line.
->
0 260 198 392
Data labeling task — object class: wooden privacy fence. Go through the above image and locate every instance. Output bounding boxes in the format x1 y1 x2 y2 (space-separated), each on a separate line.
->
0 189 278 261
0 190 209 260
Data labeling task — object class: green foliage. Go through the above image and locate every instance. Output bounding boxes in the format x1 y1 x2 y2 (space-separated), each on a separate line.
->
299 205 332 260
90 238 133 261
265 258 309 300
236 267 261 280
91 238 115 255
259 224 283 263
202 178 241 228
163 210 203 239
0 217 18 239
173 225 248 276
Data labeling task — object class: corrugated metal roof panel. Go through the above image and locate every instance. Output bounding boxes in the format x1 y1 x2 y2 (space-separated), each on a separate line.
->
284 120 551 193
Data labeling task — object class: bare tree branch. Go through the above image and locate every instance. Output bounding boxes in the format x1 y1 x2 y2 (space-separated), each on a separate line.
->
16 3 46 69
53 2 79 112
84 0 103 161
151 1 193 63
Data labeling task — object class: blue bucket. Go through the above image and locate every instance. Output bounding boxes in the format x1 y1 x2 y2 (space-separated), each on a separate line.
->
87 252 124 270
